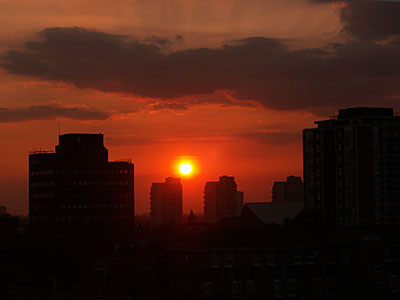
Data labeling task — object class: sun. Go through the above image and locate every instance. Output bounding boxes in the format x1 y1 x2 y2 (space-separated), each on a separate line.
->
179 163 192 175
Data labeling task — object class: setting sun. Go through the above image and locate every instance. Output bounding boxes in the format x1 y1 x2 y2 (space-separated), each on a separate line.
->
179 163 192 175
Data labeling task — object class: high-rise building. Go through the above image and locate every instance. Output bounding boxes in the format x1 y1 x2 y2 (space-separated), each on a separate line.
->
303 107 400 226
272 176 304 203
204 176 243 223
29 133 134 246
150 177 183 225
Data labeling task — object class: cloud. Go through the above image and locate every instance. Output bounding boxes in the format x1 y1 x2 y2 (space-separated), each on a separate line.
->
0 102 110 122
340 0 400 41
231 131 300 145
107 130 300 146
1 27 400 111
309 0 400 41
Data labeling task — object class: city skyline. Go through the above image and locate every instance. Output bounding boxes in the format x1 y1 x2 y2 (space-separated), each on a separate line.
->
4 106 400 299
1 1 400 298
2 0 400 215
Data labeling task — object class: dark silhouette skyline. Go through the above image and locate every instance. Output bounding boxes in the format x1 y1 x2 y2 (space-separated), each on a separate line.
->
1 0 400 297
1 107 400 299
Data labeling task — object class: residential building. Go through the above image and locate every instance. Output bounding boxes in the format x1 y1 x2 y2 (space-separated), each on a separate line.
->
272 176 304 203
165 227 400 300
204 176 243 223
304 107 400 226
29 133 134 247
150 177 183 225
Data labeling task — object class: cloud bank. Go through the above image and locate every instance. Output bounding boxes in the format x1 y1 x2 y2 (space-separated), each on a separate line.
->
0 103 110 122
1 0 400 111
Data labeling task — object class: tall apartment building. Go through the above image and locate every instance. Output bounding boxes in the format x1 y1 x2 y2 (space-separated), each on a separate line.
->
29 133 134 246
204 176 243 223
272 176 304 203
150 177 183 225
303 107 400 226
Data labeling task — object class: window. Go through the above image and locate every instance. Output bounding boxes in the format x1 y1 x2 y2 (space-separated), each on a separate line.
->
232 281 242 299
306 249 318 264
375 265 383 273
252 251 261 266
287 279 296 297
274 280 283 298
327 277 336 295
246 280 255 294
224 252 233 267
293 250 303 265
326 249 335 264
391 276 399 293
203 282 212 296
376 280 384 289
266 250 275 266
384 248 391 262
210 252 219 268
314 278 321 291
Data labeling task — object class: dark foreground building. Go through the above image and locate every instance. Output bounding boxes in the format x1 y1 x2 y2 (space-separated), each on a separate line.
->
165 227 400 300
29 133 134 248
304 107 400 226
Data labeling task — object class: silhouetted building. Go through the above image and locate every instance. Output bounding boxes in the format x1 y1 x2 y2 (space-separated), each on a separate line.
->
166 227 400 300
29 133 134 247
0 214 19 238
150 177 183 225
304 107 400 226
272 176 304 203
0 206 7 216
242 202 304 226
204 176 243 223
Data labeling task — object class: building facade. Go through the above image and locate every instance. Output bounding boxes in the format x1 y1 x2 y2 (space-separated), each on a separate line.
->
204 176 243 223
272 176 304 203
150 177 183 225
29 133 135 246
166 228 400 300
304 107 400 226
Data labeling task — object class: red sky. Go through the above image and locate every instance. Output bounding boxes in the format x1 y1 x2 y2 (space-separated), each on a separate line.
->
1 0 400 215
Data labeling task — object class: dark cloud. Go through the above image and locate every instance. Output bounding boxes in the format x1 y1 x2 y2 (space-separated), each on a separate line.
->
308 0 337 3
143 35 171 48
309 0 400 41
340 0 400 41
0 103 110 122
1 27 400 110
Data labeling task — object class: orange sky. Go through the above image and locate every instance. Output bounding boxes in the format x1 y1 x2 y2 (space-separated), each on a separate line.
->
0 0 386 215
